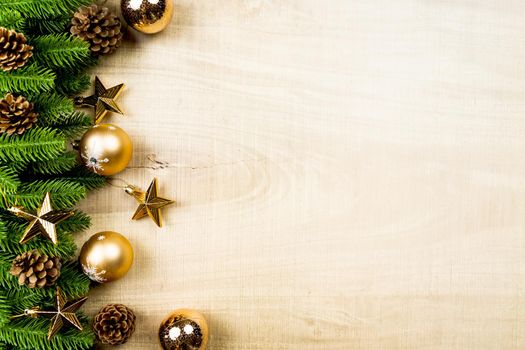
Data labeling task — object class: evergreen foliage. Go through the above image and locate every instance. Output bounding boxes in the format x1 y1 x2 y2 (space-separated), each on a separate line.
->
0 128 65 163
0 64 56 95
32 34 91 70
0 0 91 20
54 72 91 96
0 0 105 349
22 17 70 35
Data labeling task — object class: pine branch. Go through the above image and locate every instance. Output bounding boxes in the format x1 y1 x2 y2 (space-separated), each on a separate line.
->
4 179 86 210
0 64 55 95
0 315 94 350
0 161 26 175
0 293 10 327
28 152 77 175
0 10 24 32
39 111 92 139
54 72 90 96
31 93 75 123
31 34 91 70
0 0 92 20
22 16 70 35
0 167 20 194
59 167 106 191
0 128 65 164
55 210 90 233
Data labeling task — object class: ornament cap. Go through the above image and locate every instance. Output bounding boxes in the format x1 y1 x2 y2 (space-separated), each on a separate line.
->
125 185 146 201
25 308 40 317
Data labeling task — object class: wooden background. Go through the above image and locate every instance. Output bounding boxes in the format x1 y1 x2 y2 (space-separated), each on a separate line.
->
77 0 525 348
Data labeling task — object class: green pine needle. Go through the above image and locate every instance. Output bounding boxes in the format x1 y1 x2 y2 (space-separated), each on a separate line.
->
0 0 92 20
0 128 65 164
32 34 91 70
0 160 26 175
40 111 92 139
0 167 20 194
31 93 75 123
5 179 87 210
0 64 55 95
54 72 91 96
0 10 24 32
0 293 10 327
28 152 77 175
22 16 70 35
0 314 94 350
55 210 91 233
59 167 107 191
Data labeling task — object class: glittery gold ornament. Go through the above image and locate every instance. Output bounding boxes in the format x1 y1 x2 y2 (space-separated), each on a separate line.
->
121 0 174 34
79 231 134 283
12 287 87 340
159 309 209 350
8 192 74 245
79 124 132 176
125 178 175 227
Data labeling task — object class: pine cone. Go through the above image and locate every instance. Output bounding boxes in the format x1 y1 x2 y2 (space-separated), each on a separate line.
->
0 27 33 72
70 4 123 56
93 304 136 345
0 93 38 135
10 251 61 289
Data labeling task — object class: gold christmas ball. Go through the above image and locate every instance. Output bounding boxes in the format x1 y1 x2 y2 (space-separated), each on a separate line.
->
121 0 174 34
79 231 134 283
159 309 209 350
79 124 132 176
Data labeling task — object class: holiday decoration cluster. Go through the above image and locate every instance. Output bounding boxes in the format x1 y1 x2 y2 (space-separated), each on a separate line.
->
0 0 208 349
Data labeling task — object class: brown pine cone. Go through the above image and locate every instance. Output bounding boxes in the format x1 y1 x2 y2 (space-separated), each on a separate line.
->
93 304 136 345
0 93 39 135
70 4 123 56
10 251 61 289
0 27 33 72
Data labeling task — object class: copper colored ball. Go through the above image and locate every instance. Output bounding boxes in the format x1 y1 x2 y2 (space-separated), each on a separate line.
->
79 231 134 283
121 0 174 34
159 309 209 350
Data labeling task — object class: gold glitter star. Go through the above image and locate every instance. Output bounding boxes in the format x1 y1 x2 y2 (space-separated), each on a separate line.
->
9 193 74 245
23 287 87 340
126 178 174 227
75 76 125 124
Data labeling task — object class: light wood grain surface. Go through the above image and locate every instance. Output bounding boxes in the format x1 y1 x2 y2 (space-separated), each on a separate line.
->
76 0 525 349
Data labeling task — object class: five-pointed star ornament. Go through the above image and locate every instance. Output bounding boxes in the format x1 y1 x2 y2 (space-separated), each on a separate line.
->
8 193 74 245
125 178 175 227
19 287 87 340
74 76 125 124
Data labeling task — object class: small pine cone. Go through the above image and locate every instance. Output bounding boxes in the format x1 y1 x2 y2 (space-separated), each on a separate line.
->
10 251 61 289
0 93 38 135
70 4 123 56
93 304 136 345
0 27 33 72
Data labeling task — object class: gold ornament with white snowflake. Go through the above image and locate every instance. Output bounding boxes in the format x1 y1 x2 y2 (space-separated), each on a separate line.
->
79 124 132 176
79 231 134 283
